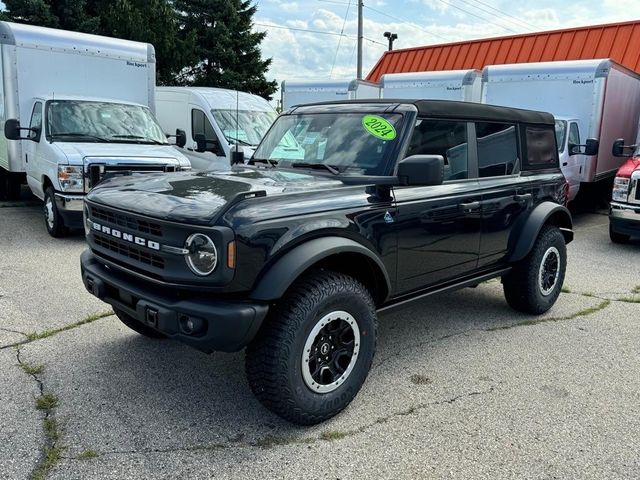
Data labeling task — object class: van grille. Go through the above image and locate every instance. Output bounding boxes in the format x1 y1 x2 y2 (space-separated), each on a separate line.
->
90 206 163 237
93 233 165 269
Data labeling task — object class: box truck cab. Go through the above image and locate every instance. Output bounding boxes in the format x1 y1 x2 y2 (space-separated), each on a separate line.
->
482 59 640 202
0 22 190 237
281 79 381 110
380 70 482 102
156 87 277 171
609 136 640 243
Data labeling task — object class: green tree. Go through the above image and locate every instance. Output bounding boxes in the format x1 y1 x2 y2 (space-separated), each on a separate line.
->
174 0 277 99
0 0 100 32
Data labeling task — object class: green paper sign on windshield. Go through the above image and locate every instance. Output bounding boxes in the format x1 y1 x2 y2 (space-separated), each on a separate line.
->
362 115 397 140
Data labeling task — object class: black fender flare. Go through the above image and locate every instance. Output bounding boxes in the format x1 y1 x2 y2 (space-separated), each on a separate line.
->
250 236 391 301
508 202 573 263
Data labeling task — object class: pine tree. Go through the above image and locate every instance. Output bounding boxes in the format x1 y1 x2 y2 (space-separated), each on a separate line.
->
174 0 277 99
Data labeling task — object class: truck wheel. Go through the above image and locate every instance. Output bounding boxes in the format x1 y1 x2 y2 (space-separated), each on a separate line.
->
245 270 377 425
503 225 566 315
609 223 630 244
113 308 167 339
43 187 68 237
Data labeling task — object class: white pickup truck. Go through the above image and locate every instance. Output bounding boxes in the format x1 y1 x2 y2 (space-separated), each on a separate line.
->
0 21 190 237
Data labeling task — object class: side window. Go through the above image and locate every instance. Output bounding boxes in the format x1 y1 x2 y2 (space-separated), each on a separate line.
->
29 102 43 142
524 126 558 169
475 122 518 178
191 109 218 142
568 122 580 148
406 119 468 181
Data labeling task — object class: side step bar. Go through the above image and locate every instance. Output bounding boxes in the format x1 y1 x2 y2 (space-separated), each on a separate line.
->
378 267 512 313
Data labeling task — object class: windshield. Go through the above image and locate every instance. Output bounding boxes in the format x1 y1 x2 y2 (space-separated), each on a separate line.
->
46 100 168 144
554 120 566 153
211 109 277 146
253 112 403 175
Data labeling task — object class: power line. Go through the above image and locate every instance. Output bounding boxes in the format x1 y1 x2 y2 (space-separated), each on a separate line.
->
463 0 539 31
454 0 536 32
254 22 385 47
432 0 521 34
330 0 352 77
363 4 450 41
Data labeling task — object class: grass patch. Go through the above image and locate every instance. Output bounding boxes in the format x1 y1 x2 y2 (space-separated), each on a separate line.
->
32 445 64 480
632 286 640 294
25 310 113 342
619 297 640 303
320 431 349 441
19 362 44 376
561 286 571 293
36 393 59 411
77 449 99 460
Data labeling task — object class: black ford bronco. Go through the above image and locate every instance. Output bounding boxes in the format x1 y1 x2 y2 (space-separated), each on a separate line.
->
80 100 573 424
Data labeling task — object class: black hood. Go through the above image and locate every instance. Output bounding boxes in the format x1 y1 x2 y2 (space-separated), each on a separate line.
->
86 168 347 225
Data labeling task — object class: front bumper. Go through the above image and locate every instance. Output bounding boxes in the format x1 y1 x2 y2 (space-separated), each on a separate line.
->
55 192 84 228
609 201 640 236
80 250 269 352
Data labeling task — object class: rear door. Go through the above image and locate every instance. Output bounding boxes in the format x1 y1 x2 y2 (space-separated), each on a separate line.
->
394 118 481 294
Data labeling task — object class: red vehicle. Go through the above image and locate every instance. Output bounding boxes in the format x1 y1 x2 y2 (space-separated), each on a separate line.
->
610 139 640 243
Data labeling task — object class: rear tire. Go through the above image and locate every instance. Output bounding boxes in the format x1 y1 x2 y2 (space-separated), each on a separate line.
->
609 223 630 244
503 225 566 315
245 270 377 425
114 308 167 339
43 187 68 238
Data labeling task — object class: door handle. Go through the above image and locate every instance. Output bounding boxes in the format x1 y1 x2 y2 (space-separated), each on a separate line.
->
514 193 532 203
562 162 568 166
460 201 480 212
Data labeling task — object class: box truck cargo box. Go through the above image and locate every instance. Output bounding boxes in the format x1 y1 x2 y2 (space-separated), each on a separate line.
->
156 87 278 171
0 21 190 236
281 79 381 110
381 70 482 102
482 59 640 201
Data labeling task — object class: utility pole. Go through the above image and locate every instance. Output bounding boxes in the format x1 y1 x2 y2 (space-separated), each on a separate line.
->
357 0 363 79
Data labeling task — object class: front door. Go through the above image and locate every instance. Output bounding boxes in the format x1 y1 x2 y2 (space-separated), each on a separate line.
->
186 107 228 171
24 101 43 198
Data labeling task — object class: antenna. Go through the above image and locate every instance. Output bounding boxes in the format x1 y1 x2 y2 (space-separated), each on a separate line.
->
236 88 239 152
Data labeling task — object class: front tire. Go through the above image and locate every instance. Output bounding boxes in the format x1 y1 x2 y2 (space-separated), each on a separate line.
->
43 187 67 238
245 270 377 425
114 308 167 339
609 223 630 244
503 225 567 314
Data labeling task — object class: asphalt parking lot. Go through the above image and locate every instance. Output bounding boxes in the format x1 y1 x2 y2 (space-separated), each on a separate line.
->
1 194 639 480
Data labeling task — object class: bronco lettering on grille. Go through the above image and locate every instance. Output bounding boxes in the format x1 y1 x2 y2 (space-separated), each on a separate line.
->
92 221 161 251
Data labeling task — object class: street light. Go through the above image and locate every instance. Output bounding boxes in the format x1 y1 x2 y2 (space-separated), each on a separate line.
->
384 31 398 51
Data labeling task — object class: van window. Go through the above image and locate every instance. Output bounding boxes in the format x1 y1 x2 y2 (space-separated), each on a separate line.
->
475 122 518 177
29 102 43 142
406 119 468 180
524 126 557 169
568 122 580 149
191 109 218 143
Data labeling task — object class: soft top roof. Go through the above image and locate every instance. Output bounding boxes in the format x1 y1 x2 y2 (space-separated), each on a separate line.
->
290 99 555 125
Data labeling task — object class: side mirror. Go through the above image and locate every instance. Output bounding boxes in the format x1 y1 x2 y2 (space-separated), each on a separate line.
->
230 145 245 165
584 138 599 156
397 154 444 186
175 129 187 148
4 119 21 140
194 133 207 153
612 138 635 158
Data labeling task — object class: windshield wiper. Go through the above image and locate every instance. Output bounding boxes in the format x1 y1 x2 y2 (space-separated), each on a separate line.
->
51 132 110 142
291 162 341 175
251 158 278 167
109 134 164 145
225 135 256 147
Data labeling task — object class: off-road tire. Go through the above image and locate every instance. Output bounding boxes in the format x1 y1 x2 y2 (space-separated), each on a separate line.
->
43 187 67 238
609 223 630 244
114 308 167 339
245 270 377 425
503 225 566 314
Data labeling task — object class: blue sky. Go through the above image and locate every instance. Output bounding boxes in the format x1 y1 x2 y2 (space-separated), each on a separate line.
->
253 0 639 84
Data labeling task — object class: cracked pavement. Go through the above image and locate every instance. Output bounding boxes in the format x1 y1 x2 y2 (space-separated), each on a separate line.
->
1 201 639 479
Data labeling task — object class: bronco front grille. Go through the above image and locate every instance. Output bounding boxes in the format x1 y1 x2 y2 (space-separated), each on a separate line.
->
90 206 163 237
93 233 165 269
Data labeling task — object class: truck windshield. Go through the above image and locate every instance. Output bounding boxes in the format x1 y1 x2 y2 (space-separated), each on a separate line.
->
554 120 566 153
253 112 403 175
47 100 168 144
211 109 277 147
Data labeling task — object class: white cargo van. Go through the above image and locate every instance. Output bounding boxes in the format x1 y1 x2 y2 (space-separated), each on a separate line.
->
482 59 640 201
0 21 191 236
281 79 381 110
381 70 482 102
155 87 277 171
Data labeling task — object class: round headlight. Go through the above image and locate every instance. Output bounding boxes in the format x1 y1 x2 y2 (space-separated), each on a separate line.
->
185 233 217 276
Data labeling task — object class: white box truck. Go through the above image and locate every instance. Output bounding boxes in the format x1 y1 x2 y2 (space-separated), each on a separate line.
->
482 59 640 201
0 21 191 236
381 70 482 102
155 87 277 171
281 79 381 110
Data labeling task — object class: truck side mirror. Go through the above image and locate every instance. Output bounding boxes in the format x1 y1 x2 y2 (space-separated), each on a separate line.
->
175 129 187 148
584 138 599 156
231 145 244 165
397 154 444 186
612 138 634 158
4 119 22 140
194 133 207 153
